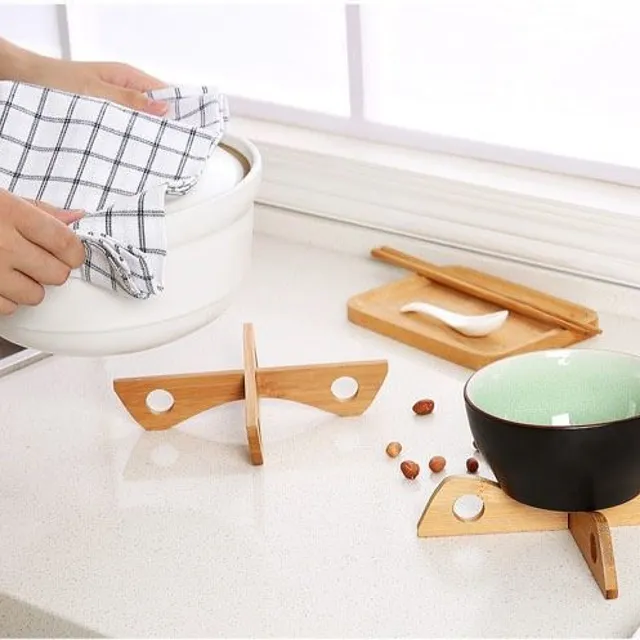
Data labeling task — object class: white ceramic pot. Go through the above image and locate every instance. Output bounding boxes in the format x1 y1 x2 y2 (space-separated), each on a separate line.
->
0 134 262 357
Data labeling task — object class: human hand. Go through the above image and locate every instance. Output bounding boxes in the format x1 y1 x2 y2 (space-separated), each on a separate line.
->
0 189 86 316
0 39 168 116
30 59 169 116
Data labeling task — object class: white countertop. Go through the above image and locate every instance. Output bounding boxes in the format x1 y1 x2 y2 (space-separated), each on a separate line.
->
2 233 640 638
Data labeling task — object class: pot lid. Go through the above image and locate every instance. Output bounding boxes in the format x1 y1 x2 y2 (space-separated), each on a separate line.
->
165 143 246 215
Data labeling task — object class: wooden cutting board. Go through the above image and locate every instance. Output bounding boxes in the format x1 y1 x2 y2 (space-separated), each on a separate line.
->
347 266 600 370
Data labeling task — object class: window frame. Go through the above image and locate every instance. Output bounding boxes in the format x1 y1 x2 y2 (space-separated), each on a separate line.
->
58 3 640 188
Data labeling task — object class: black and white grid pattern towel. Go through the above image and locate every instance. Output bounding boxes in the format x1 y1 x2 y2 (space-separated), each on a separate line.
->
0 81 229 299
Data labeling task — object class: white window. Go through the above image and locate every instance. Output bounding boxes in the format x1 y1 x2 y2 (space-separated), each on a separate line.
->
360 0 640 179
0 4 65 59
65 3 351 117
42 0 640 187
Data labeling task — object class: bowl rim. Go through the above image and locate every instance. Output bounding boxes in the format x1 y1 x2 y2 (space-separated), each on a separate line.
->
165 133 262 214
463 347 640 430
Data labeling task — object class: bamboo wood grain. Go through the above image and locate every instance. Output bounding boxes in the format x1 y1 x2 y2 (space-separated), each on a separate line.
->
113 371 245 431
371 246 601 337
257 360 388 416
113 361 388 431
568 511 618 599
243 323 263 465
416 475 567 537
417 475 640 537
447 265 596 325
599 493 640 526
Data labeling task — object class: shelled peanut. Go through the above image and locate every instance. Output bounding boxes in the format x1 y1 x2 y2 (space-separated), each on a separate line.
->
428 456 446 473
400 460 420 480
412 398 435 415
385 442 402 458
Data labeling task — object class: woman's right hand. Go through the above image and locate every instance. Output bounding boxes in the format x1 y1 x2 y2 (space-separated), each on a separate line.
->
0 189 86 316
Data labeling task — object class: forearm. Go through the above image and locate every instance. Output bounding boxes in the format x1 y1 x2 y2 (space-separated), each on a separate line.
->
0 37 44 84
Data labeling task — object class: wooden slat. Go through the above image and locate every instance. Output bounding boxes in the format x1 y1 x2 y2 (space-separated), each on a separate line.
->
257 360 388 416
113 370 244 431
417 475 567 537
569 511 618 599
243 323 263 465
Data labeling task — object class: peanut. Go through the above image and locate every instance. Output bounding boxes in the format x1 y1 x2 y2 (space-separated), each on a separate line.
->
400 460 420 480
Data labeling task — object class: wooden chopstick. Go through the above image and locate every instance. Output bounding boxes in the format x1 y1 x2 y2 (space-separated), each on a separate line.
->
370 246 601 337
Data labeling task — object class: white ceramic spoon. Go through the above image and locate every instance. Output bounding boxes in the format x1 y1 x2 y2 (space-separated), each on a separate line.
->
400 301 509 337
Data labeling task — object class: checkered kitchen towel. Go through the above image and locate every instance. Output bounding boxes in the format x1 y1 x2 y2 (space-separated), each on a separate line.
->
0 81 229 299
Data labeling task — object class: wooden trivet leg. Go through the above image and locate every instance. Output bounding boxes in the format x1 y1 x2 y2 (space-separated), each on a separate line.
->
243 323 263 466
113 371 244 431
257 360 388 416
417 475 567 537
568 512 618 600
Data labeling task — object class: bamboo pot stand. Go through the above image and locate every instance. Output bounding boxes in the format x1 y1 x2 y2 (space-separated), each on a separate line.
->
418 475 640 599
112 323 389 465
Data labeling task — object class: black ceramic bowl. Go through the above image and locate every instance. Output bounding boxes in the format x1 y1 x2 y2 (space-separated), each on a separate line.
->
463 348 640 512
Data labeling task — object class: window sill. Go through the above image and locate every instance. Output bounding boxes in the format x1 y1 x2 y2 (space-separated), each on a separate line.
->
229 116 640 289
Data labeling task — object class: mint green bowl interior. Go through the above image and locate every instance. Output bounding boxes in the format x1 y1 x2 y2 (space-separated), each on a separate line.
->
465 349 640 427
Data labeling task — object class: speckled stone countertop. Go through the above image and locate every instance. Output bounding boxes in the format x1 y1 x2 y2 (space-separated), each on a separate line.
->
2 233 640 638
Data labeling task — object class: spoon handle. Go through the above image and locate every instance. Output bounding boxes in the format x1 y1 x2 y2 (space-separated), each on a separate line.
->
401 301 460 326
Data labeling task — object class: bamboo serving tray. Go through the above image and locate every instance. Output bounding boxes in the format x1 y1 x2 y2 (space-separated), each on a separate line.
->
347 266 600 370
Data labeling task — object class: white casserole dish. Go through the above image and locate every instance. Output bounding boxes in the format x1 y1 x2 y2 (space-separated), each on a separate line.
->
0 134 262 357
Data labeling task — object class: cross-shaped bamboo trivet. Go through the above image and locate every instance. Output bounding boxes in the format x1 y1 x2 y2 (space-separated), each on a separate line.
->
112 323 389 465
417 475 640 599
